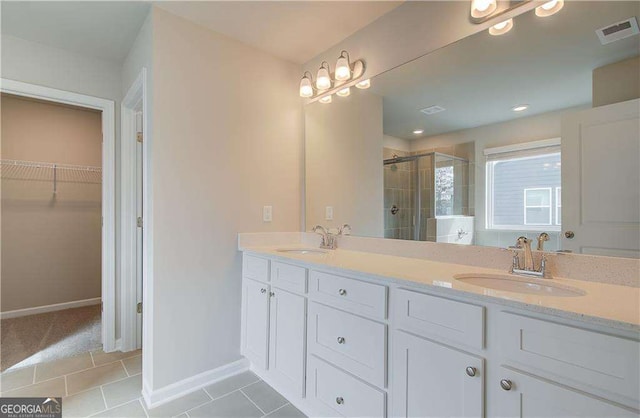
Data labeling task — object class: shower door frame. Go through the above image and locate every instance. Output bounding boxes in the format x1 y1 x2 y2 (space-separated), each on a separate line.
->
1 78 117 352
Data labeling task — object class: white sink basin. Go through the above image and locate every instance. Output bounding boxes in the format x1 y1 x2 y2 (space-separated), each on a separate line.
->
454 274 586 297
276 248 328 255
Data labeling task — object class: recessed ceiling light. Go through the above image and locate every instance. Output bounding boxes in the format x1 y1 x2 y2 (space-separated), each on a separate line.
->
319 95 332 104
489 18 514 36
420 105 446 115
512 104 529 112
413 129 424 135
355 79 371 89
535 0 564 17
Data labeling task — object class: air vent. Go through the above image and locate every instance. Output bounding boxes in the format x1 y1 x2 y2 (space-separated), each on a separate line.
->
420 105 446 115
596 17 639 45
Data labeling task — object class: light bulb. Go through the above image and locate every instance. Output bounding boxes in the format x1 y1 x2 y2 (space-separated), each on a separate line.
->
489 18 513 36
319 95 332 104
355 79 370 89
512 104 529 112
335 52 351 81
413 129 424 135
336 87 350 97
316 64 331 90
470 0 497 18
299 75 313 98
535 0 564 17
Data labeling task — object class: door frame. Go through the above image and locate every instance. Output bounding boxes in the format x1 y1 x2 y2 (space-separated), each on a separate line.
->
1 78 117 351
120 68 149 352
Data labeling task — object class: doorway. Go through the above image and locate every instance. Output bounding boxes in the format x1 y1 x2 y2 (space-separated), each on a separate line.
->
0 80 116 371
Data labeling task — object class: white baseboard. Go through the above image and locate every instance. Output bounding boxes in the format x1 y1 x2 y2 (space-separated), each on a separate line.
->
142 358 249 409
0 297 101 320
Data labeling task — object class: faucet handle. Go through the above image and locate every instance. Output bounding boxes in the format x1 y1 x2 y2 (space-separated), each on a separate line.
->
338 224 352 236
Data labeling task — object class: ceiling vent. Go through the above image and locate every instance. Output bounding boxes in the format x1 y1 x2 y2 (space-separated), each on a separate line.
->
420 105 446 115
596 17 639 45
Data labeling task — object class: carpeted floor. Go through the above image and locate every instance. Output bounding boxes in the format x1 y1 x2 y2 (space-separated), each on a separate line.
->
1 304 102 372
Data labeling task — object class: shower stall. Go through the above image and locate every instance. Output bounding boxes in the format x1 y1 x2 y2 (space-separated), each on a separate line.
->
383 152 470 241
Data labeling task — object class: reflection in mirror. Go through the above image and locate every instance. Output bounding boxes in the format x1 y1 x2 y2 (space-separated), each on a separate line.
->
305 1 640 258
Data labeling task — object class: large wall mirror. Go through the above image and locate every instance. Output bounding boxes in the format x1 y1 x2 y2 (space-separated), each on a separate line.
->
305 1 640 258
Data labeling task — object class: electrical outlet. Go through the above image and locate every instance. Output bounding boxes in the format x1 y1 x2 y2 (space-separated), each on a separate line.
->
325 206 334 221
263 206 273 222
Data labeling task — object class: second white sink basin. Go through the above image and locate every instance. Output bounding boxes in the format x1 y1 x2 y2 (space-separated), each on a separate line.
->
454 274 586 297
276 248 328 255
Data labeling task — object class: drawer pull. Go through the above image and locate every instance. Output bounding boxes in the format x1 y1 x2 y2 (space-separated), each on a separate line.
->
269 291 275 297
500 379 513 391
336 397 344 405
338 288 347 296
465 366 476 377
260 288 267 294
337 336 345 344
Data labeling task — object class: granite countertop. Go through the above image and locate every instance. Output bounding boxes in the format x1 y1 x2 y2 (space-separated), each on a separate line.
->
241 244 640 334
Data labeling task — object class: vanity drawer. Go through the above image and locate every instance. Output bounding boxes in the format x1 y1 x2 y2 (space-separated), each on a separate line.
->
307 355 385 418
243 254 270 282
394 289 485 350
308 302 386 388
309 270 387 319
271 262 307 294
500 312 640 407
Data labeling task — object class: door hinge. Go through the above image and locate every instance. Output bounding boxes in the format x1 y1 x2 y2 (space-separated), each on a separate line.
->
137 217 143 228
101 302 104 312
137 132 143 143
137 302 143 314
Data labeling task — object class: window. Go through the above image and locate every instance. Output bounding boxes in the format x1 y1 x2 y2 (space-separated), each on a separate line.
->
485 139 561 231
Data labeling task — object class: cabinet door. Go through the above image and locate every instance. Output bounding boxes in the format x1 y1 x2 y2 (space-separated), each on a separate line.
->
392 331 484 418
242 278 270 370
269 287 306 396
496 367 638 418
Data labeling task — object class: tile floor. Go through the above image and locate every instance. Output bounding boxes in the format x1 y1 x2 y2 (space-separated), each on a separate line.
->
0 350 305 418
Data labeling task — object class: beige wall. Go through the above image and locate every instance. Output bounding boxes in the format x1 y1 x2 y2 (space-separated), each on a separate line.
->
305 89 384 237
1 94 102 311
148 8 303 390
593 56 640 108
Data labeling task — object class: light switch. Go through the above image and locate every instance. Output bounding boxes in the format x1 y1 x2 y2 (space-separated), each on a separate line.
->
325 206 334 221
263 206 273 222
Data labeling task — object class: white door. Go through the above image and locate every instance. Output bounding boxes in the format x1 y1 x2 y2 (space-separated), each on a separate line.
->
391 331 484 418
268 287 306 396
242 278 270 370
135 111 143 349
561 99 640 258
496 367 637 417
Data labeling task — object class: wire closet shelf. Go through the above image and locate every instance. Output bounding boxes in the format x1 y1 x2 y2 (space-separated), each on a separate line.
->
0 159 102 193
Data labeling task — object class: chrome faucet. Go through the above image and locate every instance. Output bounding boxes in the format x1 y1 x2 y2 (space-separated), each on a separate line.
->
312 224 351 249
509 236 549 278
537 232 550 251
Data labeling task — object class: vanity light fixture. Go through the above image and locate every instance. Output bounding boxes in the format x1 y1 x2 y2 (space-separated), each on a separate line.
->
299 71 314 98
336 87 351 97
535 0 564 17
355 79 371 89
512 104 529 112
335 51 351 81
470 0 497 19
299 51 367 101
413 129 424 135
316 62 332 90
489 18 514 35
319 95 332 104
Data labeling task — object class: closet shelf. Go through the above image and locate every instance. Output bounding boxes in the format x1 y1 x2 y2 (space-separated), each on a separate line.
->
0 159 102 192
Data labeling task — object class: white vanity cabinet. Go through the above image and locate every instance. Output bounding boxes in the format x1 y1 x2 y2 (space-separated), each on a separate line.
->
241 255 308 396
240 252 640 418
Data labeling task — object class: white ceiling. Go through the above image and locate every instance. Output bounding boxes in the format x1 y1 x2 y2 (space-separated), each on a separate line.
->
370 1 640 140
154 1 402 64
1 1 151 63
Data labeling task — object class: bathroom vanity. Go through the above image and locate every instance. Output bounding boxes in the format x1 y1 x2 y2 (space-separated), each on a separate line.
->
239 245 640 418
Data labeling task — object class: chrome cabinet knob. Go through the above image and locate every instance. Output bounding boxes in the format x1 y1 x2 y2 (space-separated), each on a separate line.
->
564 231 575 239
500 379 513 391
465 366 476 377
338 288 347 296
337 337 345 344
336 397 344 405
260 288 266 294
